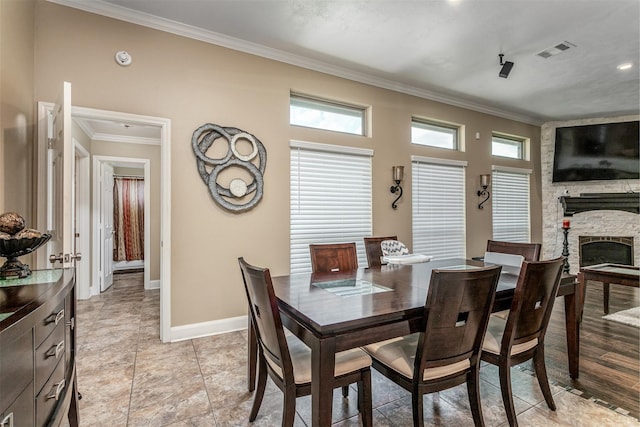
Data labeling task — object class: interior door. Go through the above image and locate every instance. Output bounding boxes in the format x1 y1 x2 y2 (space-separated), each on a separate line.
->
101 164 115 291
47 82 75 269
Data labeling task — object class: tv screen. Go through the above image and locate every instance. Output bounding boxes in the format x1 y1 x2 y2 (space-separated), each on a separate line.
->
552 121 640 183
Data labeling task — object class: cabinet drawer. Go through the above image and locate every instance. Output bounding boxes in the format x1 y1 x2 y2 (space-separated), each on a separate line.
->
0 329 33 411
35 359 65 427
35 321 65 393
34 299 65 348
0 382 34 427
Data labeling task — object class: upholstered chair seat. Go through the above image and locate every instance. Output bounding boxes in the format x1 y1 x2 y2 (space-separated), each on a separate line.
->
482 317 539 356
364 334 471 381
265 334 372 385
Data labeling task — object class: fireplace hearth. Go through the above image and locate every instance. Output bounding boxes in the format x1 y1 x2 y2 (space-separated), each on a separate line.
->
579 236 634 267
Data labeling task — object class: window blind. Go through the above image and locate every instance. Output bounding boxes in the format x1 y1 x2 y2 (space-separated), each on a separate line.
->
412 157 466 260
290 143 372 274
492 168 531 242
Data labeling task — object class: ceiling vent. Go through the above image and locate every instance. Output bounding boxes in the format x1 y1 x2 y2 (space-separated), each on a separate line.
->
536 41 576 58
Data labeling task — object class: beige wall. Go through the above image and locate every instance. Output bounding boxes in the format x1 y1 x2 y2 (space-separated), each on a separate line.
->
90 140 161 281
1 0 35 222
31 1 541 327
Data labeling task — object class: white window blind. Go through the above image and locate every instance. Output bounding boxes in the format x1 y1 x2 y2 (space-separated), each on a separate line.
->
492 168 531 242
412 157 467 260
290 142 372 274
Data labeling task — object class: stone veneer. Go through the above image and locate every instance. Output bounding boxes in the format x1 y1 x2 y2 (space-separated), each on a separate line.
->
541 114 640 274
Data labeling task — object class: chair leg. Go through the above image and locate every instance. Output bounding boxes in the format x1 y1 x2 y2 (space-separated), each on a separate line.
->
282 384 297 427
533 348 556 411
250 357 268 421
466 367 486 427
357 369 373 427
342 385 349 399
498 363 518 427
411 389 424 427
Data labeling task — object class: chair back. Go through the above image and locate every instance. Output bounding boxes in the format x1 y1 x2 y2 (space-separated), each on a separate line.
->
381 240 410 257
486 240 541 262
238 258 293 380
364 236 397 267
416 265 502 370
503 257 564 348
309 242 358 273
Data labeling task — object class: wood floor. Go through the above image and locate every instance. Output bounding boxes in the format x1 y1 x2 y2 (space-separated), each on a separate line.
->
543 279 639 419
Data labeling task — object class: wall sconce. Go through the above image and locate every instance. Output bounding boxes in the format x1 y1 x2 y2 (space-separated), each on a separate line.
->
390 166 404 209
477 174 491 209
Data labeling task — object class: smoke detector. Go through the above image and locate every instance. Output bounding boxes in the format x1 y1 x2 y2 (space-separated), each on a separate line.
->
536 41 576 59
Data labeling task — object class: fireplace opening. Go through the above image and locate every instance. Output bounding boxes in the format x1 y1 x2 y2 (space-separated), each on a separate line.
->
579 236 634 267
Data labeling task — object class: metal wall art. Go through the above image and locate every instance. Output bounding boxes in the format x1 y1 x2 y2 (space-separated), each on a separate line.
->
192 123 267 212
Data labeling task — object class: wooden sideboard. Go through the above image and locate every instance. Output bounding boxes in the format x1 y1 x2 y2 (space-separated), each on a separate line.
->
0 269 79 427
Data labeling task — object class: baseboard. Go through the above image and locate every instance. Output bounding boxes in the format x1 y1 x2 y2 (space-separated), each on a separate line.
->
145 279 160 290
169 315 247 342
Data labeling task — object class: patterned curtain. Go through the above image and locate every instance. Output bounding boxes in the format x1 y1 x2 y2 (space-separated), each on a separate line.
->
113 177 145 261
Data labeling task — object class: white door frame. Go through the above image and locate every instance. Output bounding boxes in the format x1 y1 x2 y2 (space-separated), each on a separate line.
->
37 104 172 343
92 156 150 293
74 139 91 300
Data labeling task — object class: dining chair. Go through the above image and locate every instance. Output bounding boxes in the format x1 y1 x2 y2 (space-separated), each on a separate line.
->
480 256 564 427
238 257 373 427
486 240 542 262
380 239 410 257
309 242 358 273
363 264 503 427
308 242 359 398
364 236 397 267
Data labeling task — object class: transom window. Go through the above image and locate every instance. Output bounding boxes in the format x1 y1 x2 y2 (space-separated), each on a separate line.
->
289 94 366 136
411 119 459 150
492 134 525 159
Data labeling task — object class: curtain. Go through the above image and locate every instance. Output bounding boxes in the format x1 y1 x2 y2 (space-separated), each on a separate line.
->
113 177 144 261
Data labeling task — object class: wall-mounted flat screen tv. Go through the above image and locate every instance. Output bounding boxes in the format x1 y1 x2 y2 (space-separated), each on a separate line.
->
552 121 639 182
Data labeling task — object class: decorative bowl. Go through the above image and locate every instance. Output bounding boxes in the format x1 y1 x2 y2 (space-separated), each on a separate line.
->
0 234 51 279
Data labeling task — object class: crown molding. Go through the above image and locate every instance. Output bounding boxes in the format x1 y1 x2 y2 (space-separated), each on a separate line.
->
48 0 542 126
91 134 161 145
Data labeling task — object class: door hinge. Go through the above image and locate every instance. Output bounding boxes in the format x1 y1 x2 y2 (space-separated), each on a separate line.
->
47 137 55 149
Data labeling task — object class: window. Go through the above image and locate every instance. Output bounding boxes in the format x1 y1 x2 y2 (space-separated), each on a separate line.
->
492 134 525 159
290 141 373 274
492 167 531 242
289 94 366 136
411 119 459 150
412 156 467 259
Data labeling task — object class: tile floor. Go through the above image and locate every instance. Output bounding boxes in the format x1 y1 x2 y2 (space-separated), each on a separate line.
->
74 272 639 426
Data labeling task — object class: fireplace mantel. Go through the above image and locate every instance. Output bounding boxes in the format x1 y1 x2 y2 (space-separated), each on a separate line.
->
560 192 640 216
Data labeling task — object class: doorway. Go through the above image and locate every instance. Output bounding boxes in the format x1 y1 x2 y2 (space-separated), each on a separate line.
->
37 103 172 342
92 156 151 293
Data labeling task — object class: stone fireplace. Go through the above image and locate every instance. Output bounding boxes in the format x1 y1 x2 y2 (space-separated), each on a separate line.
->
540 115 640 273
579 236 634 267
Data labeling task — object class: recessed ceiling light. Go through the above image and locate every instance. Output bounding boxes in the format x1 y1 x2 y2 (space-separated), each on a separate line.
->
617 63 633 71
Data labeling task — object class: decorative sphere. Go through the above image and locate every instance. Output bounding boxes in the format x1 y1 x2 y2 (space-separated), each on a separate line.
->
0 212 25 235
229 178 248 197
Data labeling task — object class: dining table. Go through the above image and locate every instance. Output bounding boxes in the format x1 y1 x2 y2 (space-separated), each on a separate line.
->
247 258 581 427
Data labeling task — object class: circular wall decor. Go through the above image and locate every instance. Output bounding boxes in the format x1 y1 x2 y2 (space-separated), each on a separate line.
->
192 123 266 212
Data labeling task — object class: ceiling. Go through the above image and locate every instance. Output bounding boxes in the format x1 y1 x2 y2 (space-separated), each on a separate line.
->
58 0 639 125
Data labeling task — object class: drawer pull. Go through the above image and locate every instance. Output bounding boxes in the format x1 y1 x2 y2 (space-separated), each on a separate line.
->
45 309 65 325
46 379 66 401
46 340 65 359
0 412 13 427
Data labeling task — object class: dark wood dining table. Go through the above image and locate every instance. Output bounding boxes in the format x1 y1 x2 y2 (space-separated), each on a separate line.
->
248 258 580 427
